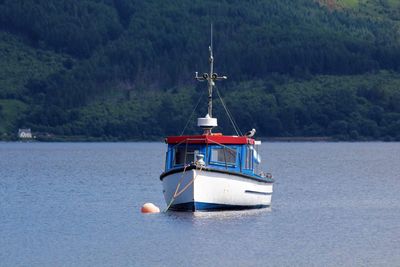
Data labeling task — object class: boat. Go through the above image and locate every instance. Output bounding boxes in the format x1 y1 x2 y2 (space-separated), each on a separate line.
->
160 32 274 211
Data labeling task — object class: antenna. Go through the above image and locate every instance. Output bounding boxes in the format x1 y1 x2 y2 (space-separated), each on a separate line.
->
194 24 228 134
210 23 213 55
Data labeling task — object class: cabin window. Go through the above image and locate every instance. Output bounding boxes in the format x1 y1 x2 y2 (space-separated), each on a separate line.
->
210 146 237 166
245 145 253 169
174 146 199 165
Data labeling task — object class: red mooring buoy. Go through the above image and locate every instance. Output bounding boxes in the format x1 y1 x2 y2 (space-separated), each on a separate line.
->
141 203 160 213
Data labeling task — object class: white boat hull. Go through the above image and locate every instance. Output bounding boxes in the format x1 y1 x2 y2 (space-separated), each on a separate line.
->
162 168 273 211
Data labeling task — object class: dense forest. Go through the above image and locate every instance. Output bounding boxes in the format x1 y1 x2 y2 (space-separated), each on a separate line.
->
0 0 400 141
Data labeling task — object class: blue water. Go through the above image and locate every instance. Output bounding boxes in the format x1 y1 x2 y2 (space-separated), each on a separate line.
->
1 142 399 266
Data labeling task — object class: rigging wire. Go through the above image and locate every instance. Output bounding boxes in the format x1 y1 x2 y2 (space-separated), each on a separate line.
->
215 86 243 136
180 89 205 136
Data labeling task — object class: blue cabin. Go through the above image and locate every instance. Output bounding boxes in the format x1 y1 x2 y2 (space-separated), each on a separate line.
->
162 134 268 180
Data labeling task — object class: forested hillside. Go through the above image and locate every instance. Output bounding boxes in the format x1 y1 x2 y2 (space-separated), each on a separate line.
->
1 0 400 140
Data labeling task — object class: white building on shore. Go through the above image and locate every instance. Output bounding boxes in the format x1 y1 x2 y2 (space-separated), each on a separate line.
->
18 129 32 139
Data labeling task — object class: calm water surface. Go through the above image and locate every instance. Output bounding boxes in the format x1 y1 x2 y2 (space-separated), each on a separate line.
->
0 142 399 266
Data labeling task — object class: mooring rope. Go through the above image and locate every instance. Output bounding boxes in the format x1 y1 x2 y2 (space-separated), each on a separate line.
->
164 164 204 212
175 165 203 197
165 164 189 211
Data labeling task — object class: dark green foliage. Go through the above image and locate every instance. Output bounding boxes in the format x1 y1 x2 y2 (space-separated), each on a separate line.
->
1 0 400 140
0 0 122 57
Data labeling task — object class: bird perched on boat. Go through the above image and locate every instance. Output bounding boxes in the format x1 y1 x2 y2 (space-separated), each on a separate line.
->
245 128 256 137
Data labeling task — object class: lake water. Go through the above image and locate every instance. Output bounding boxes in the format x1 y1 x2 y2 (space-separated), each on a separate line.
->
1 142 399 266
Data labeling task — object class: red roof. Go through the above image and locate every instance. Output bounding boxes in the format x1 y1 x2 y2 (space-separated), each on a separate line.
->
166 133 254 145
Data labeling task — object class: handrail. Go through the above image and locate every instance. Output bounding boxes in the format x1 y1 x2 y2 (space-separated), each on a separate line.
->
166 137 238 153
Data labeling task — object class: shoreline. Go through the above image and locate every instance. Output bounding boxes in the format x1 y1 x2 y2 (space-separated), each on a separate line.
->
260 136 334 142
1 136 398 142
